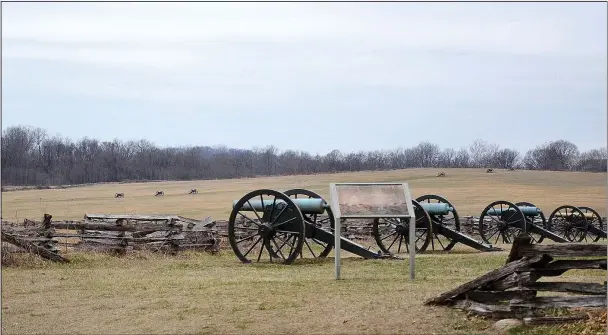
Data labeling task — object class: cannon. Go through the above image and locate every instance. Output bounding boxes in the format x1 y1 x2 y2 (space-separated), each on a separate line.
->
479 201 569 245
228 188 394 265
372 195 501 254
373 194 501 254
546 205 599 242
578 206 607 242
371 200 432 254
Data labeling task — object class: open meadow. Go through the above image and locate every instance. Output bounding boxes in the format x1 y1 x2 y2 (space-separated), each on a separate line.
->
1 168 607 334
2 168 606 222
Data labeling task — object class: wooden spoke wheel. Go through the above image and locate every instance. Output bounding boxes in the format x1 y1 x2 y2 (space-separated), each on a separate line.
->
228 189 305 264
479 200 525 245
514 202 546 244
283 189 334 258
578 206 605 242
415 194 460 251
372 200 432 254
548 205 589 242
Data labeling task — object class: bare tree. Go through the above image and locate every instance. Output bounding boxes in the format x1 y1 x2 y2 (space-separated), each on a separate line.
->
1 125 604 187
577 148 607 172
524 140 580 171
453 148 471 168
491 148 520 169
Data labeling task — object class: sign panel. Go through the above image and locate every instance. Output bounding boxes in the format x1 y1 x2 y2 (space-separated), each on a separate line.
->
331 183 412 218
329 182 416 281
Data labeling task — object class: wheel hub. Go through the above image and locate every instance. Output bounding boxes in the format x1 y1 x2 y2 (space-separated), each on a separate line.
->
395 223 409 235
258 223 276 238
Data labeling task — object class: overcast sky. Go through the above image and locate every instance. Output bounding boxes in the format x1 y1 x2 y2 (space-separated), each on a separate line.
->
2 2 606 155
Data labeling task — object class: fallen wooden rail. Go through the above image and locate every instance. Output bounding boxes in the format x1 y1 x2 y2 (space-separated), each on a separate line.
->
1 231 70 263
425 235 607 319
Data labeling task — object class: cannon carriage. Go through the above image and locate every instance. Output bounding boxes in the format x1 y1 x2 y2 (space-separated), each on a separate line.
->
577 206 607 242
547 205 606 242
372 194 502 254
228 188 396 264
227 187 607 265
227 188 510 264
478 201 591 245
478 201 606 244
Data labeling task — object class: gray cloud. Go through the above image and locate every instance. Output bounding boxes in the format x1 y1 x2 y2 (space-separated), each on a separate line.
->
2 2 606 154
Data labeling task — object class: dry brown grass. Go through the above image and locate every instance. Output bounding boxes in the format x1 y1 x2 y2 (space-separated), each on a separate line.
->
2 168 606 222
2 249 606 335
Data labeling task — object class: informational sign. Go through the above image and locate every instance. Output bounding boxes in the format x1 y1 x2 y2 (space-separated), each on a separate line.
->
328 182 416 280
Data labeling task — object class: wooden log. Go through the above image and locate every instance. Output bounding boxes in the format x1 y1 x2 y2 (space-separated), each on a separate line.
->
483 271 540 291
176 216 214 227
451 300 531 319
510 295 607 309
465 290 537 303
517 259 607 276
51 221 184 232
132 230 159 238
43 214 52 229
57 234 188 242
521 282 606 295
517 243 607 258
1 232 69 263
80 238 124 245
522 315 589 325
523 259 608 277
177 243 218 248
505 235 532 263
84 214 180 221
424 254 550 305
545 259 607 271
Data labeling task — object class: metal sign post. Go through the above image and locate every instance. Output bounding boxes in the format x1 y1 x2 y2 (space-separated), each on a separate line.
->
334 209 341 280
329 182 416 280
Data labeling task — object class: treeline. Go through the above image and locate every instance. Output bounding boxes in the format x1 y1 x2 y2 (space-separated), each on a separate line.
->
1 125 606 186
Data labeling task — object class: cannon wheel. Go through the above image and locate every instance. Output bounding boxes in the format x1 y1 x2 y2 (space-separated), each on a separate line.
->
514 202 546 244
479 200 525 245
284 188 334 258
415 194 460 251
372 200 432 254
547 205 588 242
228 189 305 265
549 206 588 242
578 206 605 242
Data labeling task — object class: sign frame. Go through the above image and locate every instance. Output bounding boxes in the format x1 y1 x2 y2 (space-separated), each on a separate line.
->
328 182 416 281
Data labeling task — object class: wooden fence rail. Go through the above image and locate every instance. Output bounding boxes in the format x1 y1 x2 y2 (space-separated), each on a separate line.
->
1 213 221 262
425 235 607 320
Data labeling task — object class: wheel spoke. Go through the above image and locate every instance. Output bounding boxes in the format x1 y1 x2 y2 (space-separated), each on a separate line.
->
236 212 262 228
304 239 317 258
244 236 262 258
256 239 265 262
387 234 400 251
246 200 263 222
236 233 259 244
270 238 287 260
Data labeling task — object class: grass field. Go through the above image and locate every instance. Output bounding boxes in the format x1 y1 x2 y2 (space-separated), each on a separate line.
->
2 168 606 222
1 168 607 334
2 249 606 335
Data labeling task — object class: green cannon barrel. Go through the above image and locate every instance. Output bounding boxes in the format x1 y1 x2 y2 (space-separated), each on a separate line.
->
553 212 596 219
419 203 453 215
486 206 541 216
232 198 328 214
